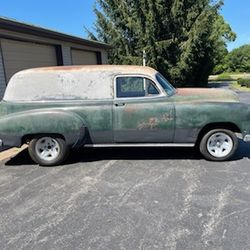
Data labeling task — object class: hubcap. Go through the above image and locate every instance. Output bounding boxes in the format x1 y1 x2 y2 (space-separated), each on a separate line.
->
35 137 60 162
207 132 233 158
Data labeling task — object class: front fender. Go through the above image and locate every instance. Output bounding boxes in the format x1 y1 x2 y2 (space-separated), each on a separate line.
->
0 109 86 147
174 102 250 143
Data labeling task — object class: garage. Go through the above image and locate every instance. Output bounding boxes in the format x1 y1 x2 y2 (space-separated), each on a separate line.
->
0 17 111 99
71 49 98 65
1 39 58 82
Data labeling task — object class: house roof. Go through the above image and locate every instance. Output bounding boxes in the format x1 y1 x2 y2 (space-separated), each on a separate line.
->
0 16 112 50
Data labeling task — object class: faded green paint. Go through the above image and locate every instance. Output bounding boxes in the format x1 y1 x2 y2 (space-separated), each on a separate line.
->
174 102 250 142
113 97 175 142
1 66 250 148
175 88 239 103
0 100 113 145
0 89 250 147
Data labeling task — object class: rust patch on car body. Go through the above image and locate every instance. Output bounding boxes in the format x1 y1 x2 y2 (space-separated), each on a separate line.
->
23 65 158 75
175 88 239 103
137 113 173 130
37 66 85 71
124 105 138 113
177 88 216 96
138 117 159 130
161 113 174 122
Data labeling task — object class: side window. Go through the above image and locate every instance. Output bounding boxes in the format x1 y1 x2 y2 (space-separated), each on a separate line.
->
116 77 144 98
116 77 159 98
146 79 159 95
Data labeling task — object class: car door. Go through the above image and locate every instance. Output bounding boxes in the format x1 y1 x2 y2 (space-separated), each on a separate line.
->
113 75 175 143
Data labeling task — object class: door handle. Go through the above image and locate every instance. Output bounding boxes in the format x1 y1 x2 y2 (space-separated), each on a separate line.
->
115 103 125 107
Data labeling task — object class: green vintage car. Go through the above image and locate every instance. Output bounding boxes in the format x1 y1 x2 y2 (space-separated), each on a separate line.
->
0 65 249 165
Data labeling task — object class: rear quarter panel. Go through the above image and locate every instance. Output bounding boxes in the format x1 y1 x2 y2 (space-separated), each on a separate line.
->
0 100 113 147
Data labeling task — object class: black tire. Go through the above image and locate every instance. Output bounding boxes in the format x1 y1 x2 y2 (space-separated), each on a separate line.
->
199 129 238 161
28 136 69 166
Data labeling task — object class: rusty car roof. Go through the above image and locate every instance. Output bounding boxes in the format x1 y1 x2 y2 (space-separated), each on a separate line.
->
21 65 158 76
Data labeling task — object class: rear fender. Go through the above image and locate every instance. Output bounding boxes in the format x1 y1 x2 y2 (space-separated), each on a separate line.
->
0 109 86 147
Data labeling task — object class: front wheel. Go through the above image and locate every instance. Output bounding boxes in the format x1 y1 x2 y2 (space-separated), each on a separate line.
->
28 136 69 166
199 129 238 161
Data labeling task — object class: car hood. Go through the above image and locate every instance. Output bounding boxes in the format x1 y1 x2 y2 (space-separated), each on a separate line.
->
175 88 239 103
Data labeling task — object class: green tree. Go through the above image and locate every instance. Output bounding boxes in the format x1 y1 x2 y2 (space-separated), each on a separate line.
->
88 0 235 86
226 45 250 72
212 14 236 74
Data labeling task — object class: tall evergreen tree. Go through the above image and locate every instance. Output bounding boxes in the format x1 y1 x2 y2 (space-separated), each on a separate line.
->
88 0 235 86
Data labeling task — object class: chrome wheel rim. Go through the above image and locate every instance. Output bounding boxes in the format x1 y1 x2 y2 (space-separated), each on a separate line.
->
35 137 60 162
207 132 233 158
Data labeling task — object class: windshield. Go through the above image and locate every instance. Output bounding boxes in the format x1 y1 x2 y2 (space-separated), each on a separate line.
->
156 73 176 96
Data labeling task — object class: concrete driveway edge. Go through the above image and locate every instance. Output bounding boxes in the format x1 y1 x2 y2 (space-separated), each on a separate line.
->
0 145 28 162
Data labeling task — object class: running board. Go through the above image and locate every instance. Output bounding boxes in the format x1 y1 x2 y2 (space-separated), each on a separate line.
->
84 143 195 148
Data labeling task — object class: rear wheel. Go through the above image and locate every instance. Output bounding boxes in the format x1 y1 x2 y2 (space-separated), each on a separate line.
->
28 136 69 166
199 129 238 161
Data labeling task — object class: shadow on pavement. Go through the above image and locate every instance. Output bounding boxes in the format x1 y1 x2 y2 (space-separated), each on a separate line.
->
233 139 250 160
5 147 201 166
208 81 233 89
0 146 11 152
4 139 250 166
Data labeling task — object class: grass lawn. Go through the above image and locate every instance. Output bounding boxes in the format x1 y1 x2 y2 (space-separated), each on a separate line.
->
232 82 250 92
209 72 250 81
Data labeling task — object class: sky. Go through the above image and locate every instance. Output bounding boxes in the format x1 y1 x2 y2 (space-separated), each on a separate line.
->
0 0 250 51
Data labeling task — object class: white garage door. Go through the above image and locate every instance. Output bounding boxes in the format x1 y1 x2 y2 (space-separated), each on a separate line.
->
71 49 97 65
1 39 57 81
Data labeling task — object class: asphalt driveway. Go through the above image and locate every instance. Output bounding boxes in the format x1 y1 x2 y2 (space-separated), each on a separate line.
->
0 87 250 250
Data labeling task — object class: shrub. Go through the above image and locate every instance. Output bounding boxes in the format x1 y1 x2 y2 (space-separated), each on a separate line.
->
238 78 250 88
